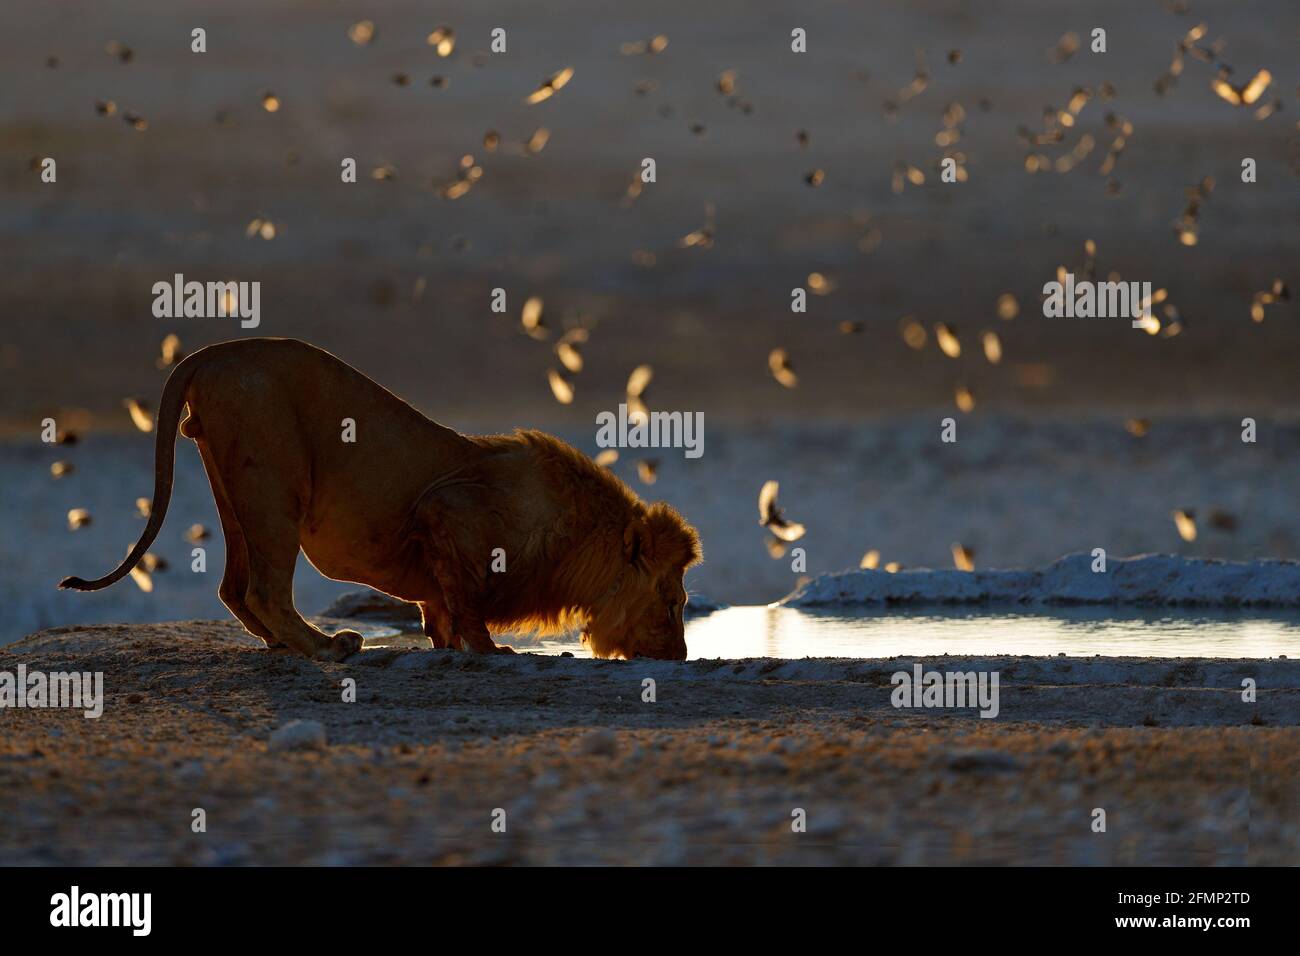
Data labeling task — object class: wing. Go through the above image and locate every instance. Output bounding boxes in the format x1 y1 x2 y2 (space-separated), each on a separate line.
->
770 520 806 543
758 480 779 523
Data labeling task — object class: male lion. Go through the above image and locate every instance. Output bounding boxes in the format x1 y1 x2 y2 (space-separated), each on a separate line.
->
60 339 702 661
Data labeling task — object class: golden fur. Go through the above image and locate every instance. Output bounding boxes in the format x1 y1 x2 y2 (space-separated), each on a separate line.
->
61 339 701 661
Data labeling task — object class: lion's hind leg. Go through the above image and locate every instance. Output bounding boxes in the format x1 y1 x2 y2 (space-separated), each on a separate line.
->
217 506 281 647
238 515 361 662
211 453 360 663
196 440 278 645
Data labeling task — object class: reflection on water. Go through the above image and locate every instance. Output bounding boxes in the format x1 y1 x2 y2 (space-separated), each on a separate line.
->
681 607 1300 660
368 607 1300 660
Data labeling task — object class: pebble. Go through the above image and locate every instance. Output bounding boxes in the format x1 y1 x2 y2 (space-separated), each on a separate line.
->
944 749 1022 773
268 719 327 752
579 728 618 757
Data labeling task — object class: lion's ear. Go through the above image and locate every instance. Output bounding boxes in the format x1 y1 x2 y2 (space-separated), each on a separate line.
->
623 519 651 566
644 502 703 569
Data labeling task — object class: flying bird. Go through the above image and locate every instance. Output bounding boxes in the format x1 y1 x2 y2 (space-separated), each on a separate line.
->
759 480 806 543
768 348 797 388
525 67 574 105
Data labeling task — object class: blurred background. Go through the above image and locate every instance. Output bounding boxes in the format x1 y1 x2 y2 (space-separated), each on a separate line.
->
2 0 1298 640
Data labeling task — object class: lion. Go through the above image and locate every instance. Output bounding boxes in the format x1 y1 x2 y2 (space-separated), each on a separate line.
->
60 338 702 662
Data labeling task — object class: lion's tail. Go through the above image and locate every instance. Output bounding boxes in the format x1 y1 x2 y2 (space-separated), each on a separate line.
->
58 351 203 592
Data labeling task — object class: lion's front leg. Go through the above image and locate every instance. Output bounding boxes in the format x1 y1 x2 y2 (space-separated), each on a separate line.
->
417 506 513 654
419 598 455 649
422 557 511 653
451 608 515 655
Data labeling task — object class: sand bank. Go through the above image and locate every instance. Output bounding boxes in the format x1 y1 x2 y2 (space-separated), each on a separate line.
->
782 554 1300 608
2 621 1296 864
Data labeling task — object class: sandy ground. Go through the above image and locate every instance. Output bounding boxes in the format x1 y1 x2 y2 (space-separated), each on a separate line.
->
1 620 1296 865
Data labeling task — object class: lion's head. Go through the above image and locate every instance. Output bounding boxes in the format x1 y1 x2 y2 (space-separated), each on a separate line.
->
582 502 702 660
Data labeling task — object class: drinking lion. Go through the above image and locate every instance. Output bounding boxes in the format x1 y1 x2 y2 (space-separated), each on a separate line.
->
60 339 701 661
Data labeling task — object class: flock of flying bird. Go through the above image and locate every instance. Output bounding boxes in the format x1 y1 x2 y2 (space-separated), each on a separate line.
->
38 9 1295 588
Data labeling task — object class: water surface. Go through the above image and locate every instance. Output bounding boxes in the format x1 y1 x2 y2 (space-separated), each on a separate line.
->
369 606 1300 660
